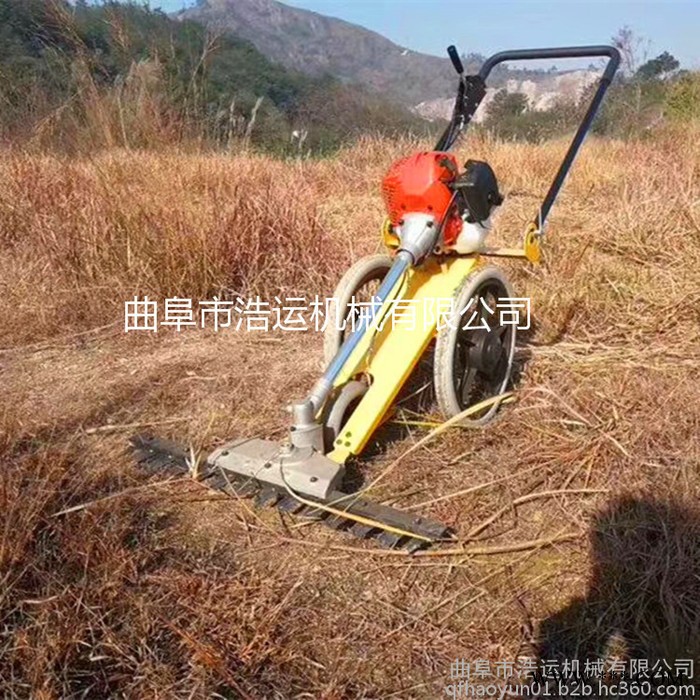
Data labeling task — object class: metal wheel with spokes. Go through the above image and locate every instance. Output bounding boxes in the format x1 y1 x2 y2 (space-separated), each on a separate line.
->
434 265 516 426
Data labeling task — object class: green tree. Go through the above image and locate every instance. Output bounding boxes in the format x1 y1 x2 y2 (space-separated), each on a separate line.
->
636 52 680 81
486 90 528 121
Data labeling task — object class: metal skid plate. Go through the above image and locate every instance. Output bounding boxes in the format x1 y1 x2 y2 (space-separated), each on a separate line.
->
208 439 345 501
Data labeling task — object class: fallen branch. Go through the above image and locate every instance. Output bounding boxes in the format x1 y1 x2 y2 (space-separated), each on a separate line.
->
357 392 516 501
407 463 542 511
270 530 580 558
466 488 606 539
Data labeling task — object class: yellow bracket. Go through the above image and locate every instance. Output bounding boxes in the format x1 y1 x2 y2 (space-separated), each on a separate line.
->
381 218 400 250
479 223 543 262
479 247 527 259
327 256 480 464
523 223 542 263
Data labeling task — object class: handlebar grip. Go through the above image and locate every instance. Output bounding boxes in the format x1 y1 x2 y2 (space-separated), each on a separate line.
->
447 45 464 75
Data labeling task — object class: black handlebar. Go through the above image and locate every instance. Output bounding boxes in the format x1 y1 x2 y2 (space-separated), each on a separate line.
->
478 45 620 83
436 44 621 230
447 45 464 75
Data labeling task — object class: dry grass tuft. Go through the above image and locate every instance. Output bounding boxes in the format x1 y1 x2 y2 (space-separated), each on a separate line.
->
1 128 700 696
0 150 346 345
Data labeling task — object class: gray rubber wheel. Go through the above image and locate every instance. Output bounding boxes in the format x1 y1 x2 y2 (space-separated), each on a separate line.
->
434 266 516 426
323 253 393 365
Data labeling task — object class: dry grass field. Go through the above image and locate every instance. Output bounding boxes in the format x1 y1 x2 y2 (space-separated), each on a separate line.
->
1 129 699 698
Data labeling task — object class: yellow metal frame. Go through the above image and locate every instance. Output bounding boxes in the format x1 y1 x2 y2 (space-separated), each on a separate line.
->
325 223 540 464
326 256 479 463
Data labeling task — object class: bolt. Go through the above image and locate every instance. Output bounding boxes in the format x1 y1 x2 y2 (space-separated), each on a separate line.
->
221 450 229 456
310 476 318 483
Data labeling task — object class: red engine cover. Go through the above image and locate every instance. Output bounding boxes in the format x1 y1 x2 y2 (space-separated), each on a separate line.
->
381 151 463 246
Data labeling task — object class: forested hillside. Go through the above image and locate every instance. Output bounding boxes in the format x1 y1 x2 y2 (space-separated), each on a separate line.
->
0 0 435 152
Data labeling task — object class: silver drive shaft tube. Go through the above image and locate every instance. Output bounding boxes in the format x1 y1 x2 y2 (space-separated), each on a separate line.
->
306 250 413 412
286 212 439 436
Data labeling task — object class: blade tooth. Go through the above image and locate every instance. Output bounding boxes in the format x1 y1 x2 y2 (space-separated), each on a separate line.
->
205 466 262 498
129 434 190 474
202 470 228 490
350 522 378 539
129 434 159 455
137 451 185 474
410 520 448 538
297 505 325 521
207 470 259 498
130 442 159 463
327 489 450 541
194 464 216 479
129 434 188 459
228 479 260 498
375 532 406 549
408 517 451 541
404 538 429 554
277 496 306 514
324 516 352 531
130 445 148 463
135 453 164 469
255 487 282 508
161 455 187 472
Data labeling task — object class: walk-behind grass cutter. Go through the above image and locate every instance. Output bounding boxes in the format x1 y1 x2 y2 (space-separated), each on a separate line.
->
132 45 620 550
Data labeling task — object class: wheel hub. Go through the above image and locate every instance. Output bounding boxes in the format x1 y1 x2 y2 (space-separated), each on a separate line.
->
468 327 505 376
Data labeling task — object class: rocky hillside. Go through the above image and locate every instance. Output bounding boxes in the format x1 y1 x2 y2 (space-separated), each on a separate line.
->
181 0 454 105
182 0 596 113
416 69 599 122
0 0 432 152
